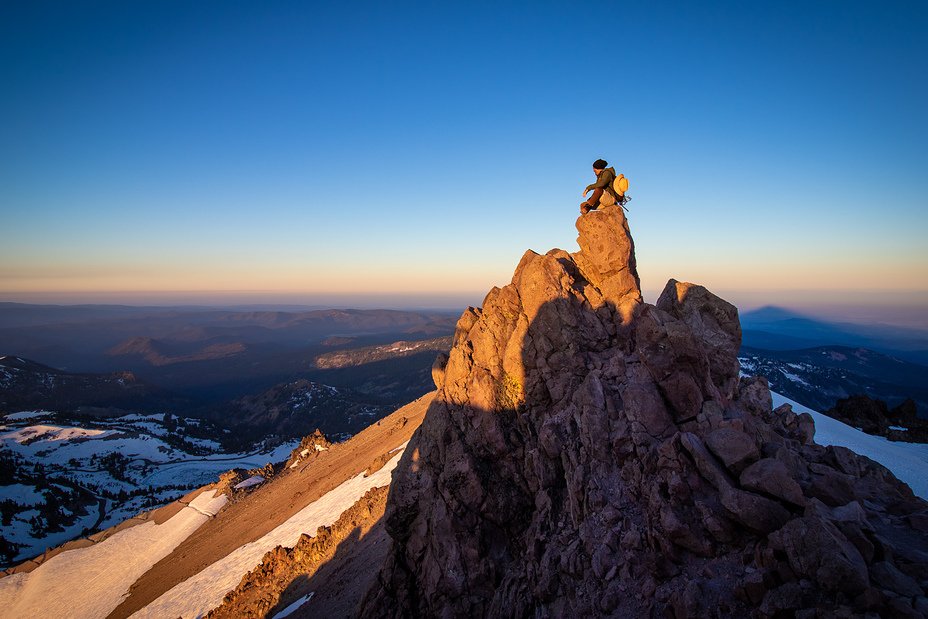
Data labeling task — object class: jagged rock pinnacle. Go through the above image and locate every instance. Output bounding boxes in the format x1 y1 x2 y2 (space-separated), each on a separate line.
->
360 205 928 618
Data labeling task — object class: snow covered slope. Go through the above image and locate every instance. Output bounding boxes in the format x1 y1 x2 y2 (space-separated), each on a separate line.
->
0 490 226 619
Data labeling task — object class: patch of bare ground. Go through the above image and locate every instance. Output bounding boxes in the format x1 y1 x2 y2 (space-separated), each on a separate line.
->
104 391 434 619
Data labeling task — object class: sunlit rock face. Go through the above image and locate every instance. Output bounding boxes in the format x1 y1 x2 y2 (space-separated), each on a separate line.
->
360 205 928 619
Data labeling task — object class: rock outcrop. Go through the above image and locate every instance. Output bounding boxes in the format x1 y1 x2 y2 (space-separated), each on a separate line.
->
825 394 928 444
358 205 928 618
285 429 332 469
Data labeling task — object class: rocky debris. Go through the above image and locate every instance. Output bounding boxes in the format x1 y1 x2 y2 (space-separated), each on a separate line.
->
215 462 278 498
205 486 389 619
358 204 928 618
286 430 332 469
365 451 396 477
825 394 928 444
215 469 248 495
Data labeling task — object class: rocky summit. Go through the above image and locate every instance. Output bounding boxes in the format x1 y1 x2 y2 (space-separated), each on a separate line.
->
359 205 928 618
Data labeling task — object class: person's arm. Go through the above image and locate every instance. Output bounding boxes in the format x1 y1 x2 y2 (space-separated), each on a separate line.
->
585 171 612 193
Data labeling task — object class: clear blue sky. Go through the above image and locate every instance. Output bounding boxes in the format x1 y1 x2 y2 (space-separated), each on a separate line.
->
2 1 926 325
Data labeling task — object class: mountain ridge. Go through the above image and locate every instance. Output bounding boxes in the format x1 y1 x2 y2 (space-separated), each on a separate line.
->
0 355 194 414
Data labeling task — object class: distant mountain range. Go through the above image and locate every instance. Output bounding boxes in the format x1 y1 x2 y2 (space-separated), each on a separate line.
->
736 306 928 418
0 304 457 406
0 356 195 414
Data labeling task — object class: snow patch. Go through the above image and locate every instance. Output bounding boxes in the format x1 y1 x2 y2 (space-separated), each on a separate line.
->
779 370 809 387
1 425 115 444
0 484 46 507
232 476 264 490
272 592 314 618
0 490 226 619
3 412 53 421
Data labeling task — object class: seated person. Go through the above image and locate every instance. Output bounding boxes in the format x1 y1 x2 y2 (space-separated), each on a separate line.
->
581 158 620 214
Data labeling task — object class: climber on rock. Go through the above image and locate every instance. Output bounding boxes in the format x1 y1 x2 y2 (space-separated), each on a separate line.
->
581 158 621 214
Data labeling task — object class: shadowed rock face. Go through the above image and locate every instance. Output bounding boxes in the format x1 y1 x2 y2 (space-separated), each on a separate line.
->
359 205 928 618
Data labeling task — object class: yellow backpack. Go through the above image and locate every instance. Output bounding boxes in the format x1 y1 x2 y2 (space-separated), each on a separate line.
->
613 173 629 196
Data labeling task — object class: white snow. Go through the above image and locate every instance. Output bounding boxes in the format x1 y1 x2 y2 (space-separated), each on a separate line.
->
3 412 53 421
272 592 314 618
771 391 928 501
779 370 809 386
232 476 264 490
0 484 46 507
2 425 116 445
130 446 407 619
0 490 227 619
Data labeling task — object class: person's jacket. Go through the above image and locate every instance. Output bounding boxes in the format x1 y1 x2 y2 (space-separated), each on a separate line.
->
585 166 619 201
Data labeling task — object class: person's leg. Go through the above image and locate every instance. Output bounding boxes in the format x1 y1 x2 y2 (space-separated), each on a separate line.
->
581 188 606 213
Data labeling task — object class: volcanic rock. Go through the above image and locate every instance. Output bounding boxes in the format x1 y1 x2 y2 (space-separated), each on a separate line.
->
358 204 928 618
826 394 928 444
285 430 331 468
739 458 806 507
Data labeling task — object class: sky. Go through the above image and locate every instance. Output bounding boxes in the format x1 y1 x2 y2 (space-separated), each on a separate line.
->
1 1 927 325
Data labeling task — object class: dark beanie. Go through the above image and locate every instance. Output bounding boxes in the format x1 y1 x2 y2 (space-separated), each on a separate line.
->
593 159 608 169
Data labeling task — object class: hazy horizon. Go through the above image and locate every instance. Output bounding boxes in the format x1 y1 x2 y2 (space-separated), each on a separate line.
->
2 289 928 331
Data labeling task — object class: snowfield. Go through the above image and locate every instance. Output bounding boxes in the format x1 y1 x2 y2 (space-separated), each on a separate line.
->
0 484 46 507
2 424 117 444
0 490 227 619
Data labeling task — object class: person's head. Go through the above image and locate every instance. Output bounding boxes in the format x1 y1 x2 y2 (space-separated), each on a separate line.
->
593 158 608 174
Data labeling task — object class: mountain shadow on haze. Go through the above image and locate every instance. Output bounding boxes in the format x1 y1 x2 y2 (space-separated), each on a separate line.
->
740 306 928 366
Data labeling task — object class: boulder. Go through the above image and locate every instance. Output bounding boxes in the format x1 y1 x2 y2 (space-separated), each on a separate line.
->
656 279 741 399
705 427 760 475
740 457 806 506
768 516 869 596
